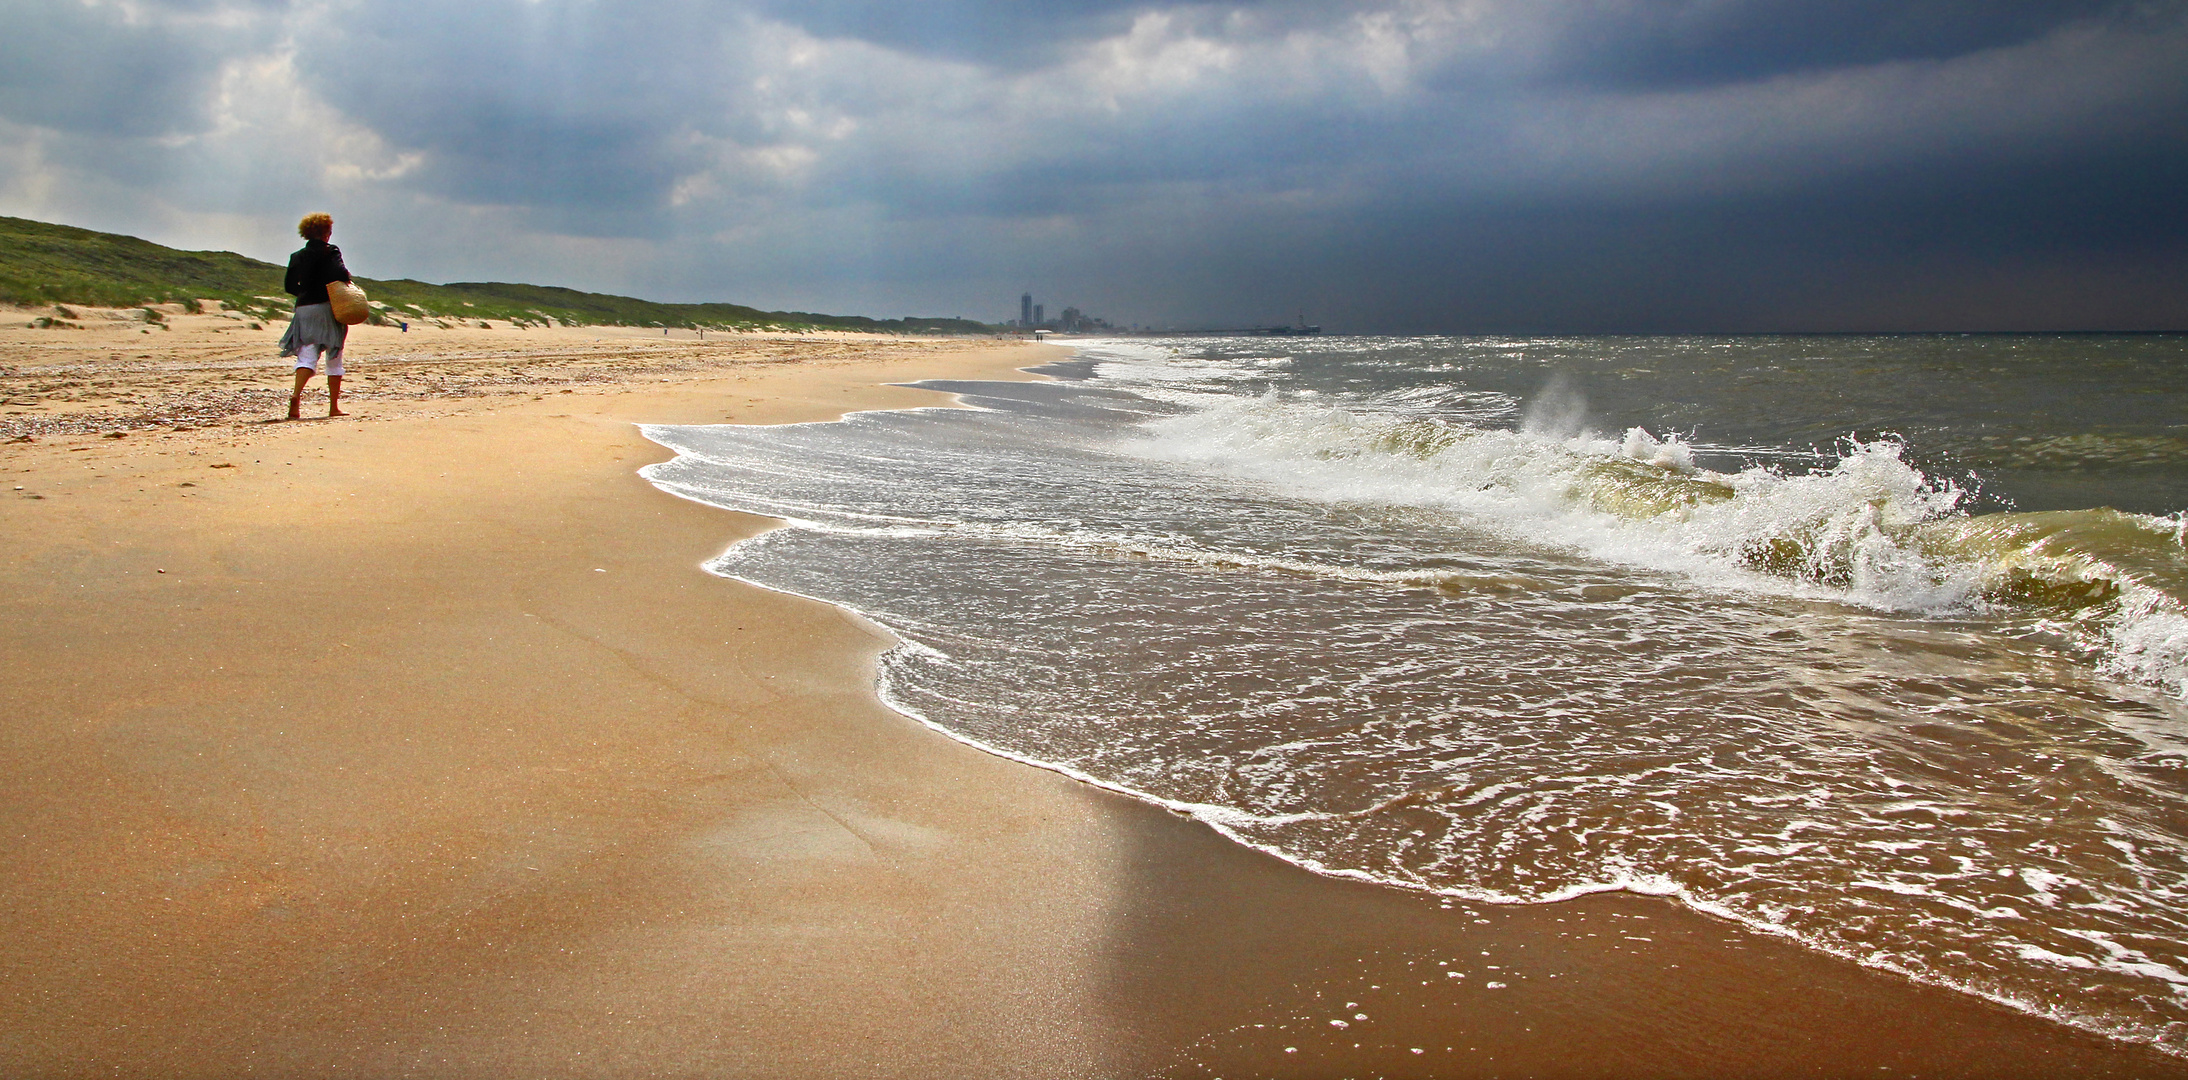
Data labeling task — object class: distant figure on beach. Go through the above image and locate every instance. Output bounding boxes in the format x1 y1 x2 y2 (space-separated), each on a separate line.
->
281 212 353 419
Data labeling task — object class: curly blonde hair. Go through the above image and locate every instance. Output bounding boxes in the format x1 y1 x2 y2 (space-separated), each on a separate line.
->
297 212 333 240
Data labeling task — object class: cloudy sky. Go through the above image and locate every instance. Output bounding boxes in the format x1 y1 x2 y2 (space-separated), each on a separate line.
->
3 0 2184 331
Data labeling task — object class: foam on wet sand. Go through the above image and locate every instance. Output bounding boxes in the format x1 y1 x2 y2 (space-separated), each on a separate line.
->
1 316 2182 1077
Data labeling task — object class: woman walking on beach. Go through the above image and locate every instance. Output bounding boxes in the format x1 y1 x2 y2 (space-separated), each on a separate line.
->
280 212 353 419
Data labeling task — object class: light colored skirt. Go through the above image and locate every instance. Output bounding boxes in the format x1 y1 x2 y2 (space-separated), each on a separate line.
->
279 302 347 359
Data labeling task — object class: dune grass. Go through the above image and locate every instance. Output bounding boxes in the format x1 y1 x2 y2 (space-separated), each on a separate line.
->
0 215 997 335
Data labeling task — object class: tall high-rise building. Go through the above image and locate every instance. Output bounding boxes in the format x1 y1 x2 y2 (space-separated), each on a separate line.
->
1033 303 1044 327
1020 293 1032 327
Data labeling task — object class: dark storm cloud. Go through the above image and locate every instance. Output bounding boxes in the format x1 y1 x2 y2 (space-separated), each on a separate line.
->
295 1 723 216
1540 0 2145 89
1 0 2183 329
1325 139 2188 333
740 0 1154 64
750 0 2156 84
0 0 277 137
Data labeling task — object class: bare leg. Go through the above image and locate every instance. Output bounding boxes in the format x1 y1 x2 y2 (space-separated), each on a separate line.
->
327 374 345 417
289 367 313 419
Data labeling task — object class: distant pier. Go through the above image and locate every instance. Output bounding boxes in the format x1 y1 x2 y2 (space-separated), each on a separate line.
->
1112 324 1323 337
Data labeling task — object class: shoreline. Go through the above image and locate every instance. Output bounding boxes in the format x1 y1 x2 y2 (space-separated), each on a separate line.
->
3 320 2183 1077
645 346 2188 1076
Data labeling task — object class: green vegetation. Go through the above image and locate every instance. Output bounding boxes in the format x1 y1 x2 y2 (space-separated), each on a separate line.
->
0 215 997 335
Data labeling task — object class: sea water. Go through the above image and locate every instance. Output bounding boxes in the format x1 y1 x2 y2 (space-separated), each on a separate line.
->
640 334 2188 1052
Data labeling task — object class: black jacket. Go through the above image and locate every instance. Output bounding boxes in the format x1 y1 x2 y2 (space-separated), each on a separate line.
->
284 240 353 307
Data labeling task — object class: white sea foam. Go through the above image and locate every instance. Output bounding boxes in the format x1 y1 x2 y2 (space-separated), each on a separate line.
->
1121 386 2188 698
638 335 2188 1058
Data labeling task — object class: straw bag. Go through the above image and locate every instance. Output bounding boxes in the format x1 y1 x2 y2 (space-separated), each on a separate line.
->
327 280 370 325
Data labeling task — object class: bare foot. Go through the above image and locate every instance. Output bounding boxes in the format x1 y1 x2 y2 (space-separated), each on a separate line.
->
328 408 347 417
286 402 301 420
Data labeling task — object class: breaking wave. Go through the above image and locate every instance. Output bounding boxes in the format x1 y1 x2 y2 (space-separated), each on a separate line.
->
1131 392 2188 698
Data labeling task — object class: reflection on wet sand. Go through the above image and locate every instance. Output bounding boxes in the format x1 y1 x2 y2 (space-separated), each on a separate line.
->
1103 808 2188 1078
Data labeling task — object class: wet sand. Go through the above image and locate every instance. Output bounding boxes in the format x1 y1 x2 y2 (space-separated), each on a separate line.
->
2 310 2183 1077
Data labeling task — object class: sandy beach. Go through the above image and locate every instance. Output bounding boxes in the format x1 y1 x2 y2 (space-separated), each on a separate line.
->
5 309 2187 1079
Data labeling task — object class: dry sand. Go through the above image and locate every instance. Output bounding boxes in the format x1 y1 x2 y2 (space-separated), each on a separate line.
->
3 309 2185 1078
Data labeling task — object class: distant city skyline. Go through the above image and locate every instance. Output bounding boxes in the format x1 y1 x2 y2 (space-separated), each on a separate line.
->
1007 293 1119 333
1 1 2182 331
